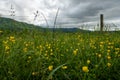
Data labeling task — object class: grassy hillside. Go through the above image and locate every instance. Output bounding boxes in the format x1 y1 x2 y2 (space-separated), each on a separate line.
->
0 17 91 32
0 17 46 32
0 17 120 80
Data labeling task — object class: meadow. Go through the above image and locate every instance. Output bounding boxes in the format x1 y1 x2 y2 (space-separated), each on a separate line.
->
0 28 120 80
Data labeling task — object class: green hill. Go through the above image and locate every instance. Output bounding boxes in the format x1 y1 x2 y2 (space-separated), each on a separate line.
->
0 17 43 31
0 17 91 32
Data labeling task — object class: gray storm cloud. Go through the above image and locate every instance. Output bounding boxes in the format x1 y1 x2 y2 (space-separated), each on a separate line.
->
0 0 120 28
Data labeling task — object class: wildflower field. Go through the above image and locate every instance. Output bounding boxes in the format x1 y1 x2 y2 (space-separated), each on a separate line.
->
0 29 120 80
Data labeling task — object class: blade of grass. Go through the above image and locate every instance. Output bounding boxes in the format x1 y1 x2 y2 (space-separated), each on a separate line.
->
47 63 66 80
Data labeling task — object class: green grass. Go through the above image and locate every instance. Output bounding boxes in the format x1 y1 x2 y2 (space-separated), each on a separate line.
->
0 28 120 80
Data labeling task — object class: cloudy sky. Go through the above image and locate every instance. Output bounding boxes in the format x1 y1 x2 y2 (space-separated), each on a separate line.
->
0 0 120 29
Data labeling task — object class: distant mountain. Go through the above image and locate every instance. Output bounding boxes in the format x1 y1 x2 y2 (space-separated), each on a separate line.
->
0 17 44 31
0 17 91 32
47 28 91 32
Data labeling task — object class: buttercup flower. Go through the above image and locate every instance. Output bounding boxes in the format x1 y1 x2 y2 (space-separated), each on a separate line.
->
48 65 53 71
62 66 67 69
87 60 91 64
107 63 111 67
107 56 111 60
0 30 3 33
98 54 102 58
82 66 89 72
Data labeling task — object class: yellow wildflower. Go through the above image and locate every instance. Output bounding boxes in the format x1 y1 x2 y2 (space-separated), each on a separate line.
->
98 54 102 58
115 48 119 51
87 60 91 64
100 42 104 44
82 66 89 72
23 48 27 52
73 49 78 55
25 43 29 47
50 53 53 55
32 72 38 76
0 30 3 33
107 50 110 53
107 56 111 60
48 65 53 71
73 50 77 55
107 46 111 49
62 66 67 69
9 36 15 42
76 49 78 51
32 72 35 76
5 46 10 51
48 46 51 49
115 52 118 55
100 44 103 48
50 49 53 52
3 40 8 44
107 63 111 67
28 56 31 59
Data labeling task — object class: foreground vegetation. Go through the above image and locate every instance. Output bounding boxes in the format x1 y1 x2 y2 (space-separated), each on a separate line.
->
0 18 120 80
0 28 120 80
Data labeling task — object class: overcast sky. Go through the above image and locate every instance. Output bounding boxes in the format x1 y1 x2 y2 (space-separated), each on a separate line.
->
0 0 120 29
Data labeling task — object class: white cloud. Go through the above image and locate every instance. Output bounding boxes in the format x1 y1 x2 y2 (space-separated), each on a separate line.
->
0 0 120 29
